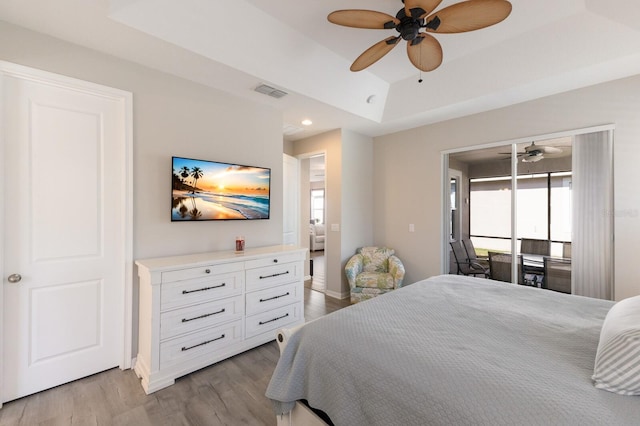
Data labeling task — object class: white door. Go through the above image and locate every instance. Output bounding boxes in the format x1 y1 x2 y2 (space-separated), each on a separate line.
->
283 154 299 245
1 65 130 402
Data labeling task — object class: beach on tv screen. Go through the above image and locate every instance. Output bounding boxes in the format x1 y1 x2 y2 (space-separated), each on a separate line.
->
171 157 270 221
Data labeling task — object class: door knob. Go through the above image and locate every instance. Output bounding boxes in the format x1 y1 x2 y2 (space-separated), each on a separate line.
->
7 274 22 283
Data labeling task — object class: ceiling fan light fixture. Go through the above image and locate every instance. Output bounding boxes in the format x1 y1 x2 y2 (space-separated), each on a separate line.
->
522 154 544 163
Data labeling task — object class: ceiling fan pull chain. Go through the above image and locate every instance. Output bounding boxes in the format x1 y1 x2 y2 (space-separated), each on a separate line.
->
418 44 423 83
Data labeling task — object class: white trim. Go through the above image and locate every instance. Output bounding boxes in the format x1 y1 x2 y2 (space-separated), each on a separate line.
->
121 85 134 370
324 289 350 300
510 144 519 283
440 155 450 274
0 62 134 404
449 168 463 243
0 62 5 410
441 124 616 155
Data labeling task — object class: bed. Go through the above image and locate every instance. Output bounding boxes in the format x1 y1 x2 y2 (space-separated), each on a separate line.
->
266 274 640 426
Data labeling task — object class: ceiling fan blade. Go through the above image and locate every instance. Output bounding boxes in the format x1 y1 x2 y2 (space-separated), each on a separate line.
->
542 146 563 154
404 0 443 19
424 0 512 34
328 10 399 29
406 33 443 72
350 36 401 72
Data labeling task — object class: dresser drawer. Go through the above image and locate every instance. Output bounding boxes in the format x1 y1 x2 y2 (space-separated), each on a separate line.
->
244 252 302 270
161 262 243 283
245 303 302 339
159 320 242 369
246 282 302 316
161 272 243 311
160 295 243 340
246 262 302 292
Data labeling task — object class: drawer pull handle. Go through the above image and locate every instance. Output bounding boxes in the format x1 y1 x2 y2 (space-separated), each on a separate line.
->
273 259 278 263
182 283 226 294
259 313 289 325
181 308 226 323
260 292 290 303
205 269 211 274
259 271 289 280
181 334 225 352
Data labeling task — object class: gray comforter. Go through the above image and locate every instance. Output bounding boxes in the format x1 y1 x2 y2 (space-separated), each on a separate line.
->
266 275 640 425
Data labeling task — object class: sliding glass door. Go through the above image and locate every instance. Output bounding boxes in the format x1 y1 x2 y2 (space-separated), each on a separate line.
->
443 128 613 300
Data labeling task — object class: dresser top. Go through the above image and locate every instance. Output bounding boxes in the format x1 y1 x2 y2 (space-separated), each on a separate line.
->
135 244 306 272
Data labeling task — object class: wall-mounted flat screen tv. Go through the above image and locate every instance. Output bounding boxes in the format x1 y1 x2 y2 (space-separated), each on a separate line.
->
172 156 271 221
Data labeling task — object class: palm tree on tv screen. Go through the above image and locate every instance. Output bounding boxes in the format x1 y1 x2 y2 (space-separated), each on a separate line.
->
180 166 190 190
190 166 203 193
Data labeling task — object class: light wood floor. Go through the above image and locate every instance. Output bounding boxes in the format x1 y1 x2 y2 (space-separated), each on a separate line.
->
0 288 350 426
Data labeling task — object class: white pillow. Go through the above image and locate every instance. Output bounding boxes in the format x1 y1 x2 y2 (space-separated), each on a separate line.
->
592 295 640 395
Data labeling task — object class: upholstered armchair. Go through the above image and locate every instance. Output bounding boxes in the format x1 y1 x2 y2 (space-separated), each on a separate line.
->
310 223 325 251
345 247 405 304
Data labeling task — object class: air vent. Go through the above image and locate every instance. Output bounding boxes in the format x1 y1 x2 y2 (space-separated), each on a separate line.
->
283 123 304 136
254 84 288 99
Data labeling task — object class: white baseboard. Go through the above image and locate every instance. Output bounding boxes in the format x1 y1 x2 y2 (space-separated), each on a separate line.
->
324 289 349 300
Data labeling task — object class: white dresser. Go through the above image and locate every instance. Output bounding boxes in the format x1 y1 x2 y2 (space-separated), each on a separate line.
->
134 245 306 394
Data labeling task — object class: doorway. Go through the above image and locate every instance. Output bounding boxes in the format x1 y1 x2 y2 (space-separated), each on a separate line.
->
304 154 326 293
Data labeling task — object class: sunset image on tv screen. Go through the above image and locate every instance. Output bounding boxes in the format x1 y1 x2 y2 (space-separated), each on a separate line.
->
171 157 271 221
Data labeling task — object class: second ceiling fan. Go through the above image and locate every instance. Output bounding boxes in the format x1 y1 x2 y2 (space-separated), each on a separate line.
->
501 142 565 163
328 0 512 72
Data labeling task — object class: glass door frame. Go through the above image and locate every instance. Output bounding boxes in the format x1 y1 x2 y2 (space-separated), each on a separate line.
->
440 124 614 284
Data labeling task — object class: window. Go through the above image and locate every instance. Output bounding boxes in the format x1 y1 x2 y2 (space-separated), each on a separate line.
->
469 176 513 253
550 172 572 243
311 189 325 224
469 172 571 255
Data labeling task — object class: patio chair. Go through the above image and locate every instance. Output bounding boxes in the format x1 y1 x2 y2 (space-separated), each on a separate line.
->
450 241 489 278
520 238 549 285
462 238 489 269
520 238 550 256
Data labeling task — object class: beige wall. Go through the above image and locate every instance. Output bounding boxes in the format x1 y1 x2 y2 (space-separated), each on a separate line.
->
0 22 285 350
293 129 374 298
293 130 344 297
340 129 374 267
374 74 640 300
0 22 284 259
283 139 295 156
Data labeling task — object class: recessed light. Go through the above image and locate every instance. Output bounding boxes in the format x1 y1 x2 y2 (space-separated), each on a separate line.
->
301 119 312 126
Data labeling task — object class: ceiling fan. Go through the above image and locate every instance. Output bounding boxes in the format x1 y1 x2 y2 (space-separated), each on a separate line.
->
327 0 513 73
500 142 564 163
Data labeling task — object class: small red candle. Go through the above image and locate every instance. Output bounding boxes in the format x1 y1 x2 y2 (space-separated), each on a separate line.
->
235 236 245 253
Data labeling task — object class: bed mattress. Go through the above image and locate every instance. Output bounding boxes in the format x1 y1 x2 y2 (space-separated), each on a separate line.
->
266 275 640 425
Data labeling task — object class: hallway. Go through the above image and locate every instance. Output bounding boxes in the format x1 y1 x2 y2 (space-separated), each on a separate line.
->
306 250 325 292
